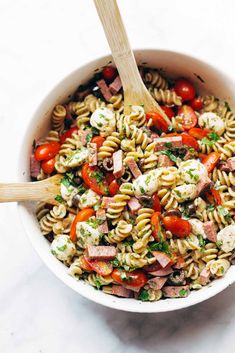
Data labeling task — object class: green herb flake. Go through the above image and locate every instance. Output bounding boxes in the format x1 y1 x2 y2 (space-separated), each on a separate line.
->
139 186 145 194
198 234 206 247
164 142 172 149
57 244 67 252
61 172 75 188
145 175 151 186
120 272 128 281
149 240 170 255
179 288 188 297
174 189 182 198
86 132 93 143
216 240 223 248
159 150 177 163
111 258 120 267
93 203 100 211
138 289 150 302
51 250 57 256
168 126 176 133
55 195 64 203
208 131 220 142
207 204 215 211
77 184 87 194
217 206 231 221
94 278 102 289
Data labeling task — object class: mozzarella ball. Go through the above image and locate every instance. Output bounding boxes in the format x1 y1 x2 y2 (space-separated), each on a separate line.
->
76 220 101 248
209 259 230 277
90 107 116 137
51 234 76 263
133 169 161 197
217 225 235 252
65 147 89 168
188 218 206 238
79 189 100 209
179 159 208 184
198 112 225 136
172 184 197 203
60 183 78 207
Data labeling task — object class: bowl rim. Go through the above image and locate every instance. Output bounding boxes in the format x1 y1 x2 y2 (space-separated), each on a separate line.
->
17 48 235 313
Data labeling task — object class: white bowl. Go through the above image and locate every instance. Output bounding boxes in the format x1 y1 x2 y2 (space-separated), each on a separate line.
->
17 49 235 313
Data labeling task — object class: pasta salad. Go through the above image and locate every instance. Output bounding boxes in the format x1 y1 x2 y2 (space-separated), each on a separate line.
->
30 65 235 301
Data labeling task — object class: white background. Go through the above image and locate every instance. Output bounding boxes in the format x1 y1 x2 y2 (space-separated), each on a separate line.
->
1 0 235 352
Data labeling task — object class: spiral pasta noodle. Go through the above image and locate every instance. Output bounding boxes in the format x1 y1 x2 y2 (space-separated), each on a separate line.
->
149 88 182 106
200 208 234 229
105 220 133 244
86 273 113 288
39 204 67 235
169 234 200 255
97 132 121 159
210 168 235 187
51 105 66 133
144 69 168 90
106 183 134 224
157 189 178 210
126 105 146 127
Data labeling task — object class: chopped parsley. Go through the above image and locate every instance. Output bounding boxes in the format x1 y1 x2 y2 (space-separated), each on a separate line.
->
179 288 188 297
186 168 198 181
148 240 170 254
159 150 178 163
168 125 176 133
164 142 172 149
61 172 75 187
201 132 220 147
93 203 100 211
94 278 102 289
216 240 223 248
217 206 231 221
145 175 151 186
198 234 206 247
139 186 145 194
208 131 220 142
77 184 87 194
54 195 64 203
138 289 150 302
86 132 93 143
174 189 182 198
97 122 103 128
90 170 105 185
91 127 100 135
57 244 67 252
51 249 57 256
207 204 215 211
111 258 120 267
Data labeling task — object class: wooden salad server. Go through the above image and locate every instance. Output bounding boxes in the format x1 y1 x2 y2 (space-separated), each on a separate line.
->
0 175 63 205
93 0 171 124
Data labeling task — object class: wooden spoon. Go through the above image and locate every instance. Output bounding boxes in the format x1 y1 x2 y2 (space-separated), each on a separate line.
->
0 174 63 205
94 0 171 124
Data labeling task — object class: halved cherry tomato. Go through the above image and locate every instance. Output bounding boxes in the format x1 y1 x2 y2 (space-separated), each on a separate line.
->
85 257 113 276
60 127 78 144
152 193 161 212
41 157 55 174
160 106 174 118
146 111 169 133
82 163 108 196
106 172 115 184
111 269 147 288
151 212 162 240
70 208 95 242
202 152 220 173
91 135 105 149
79 255 93 272
189 97 203 110
181 133 199 151
188 127 211 140
174 78 196 101
211 187 222 205
102 66 118 82
34 142 60 161
163 216 192 238
178 105 197 130
108 180 120 196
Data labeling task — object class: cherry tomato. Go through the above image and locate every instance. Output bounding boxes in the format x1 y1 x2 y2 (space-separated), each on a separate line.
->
189 97 203 110
151 212 163 240
163 216 192 238
91 135 105 149
111 269 147 288
202 152 220 173
82 163 108 196
181 133 199 151
146 111 169 133
108 180 120 196
178 105 197 130
34 142 60 161
85 257 113 276
60 127 78 144
79 255 93 272
41 157 55 174
70 208 95 242
152 193 161 212
102 66 118 82
160 106 174 118
211 187 222 205
188 127 211 140
174 78 196 101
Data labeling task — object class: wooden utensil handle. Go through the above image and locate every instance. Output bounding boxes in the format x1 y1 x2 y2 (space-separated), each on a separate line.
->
93 0 143 92
0 182 48 202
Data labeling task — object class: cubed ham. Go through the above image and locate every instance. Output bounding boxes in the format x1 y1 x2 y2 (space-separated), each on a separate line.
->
127 197 141 213
184 150 194 161
87 245 116 260
149 265 173 277
109 75 122 95
78 129 91 146
125 157 142 178
154 136 183 151
96 208 106 221
147 277 168 290
152 251 172 268
113 150 124 178
112 285 133 298
162 285 190 298
227 158 235 172
199 268 211 286
88 142 97 166
203 221 217 242
158 154 174 167
101 197 114 209
98 221 109 234
196 177 213 196
30 154 41 178
96 79 112 101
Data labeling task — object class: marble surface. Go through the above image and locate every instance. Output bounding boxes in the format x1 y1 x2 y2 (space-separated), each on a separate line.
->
1 0 235 352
